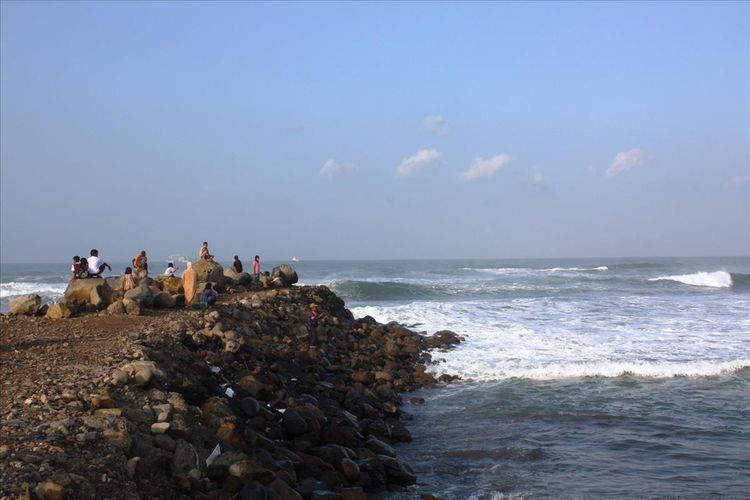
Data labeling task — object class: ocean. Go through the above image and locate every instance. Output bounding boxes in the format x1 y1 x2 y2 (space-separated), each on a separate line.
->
2 257 749 498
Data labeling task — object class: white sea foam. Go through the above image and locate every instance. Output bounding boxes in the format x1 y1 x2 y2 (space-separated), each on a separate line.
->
0 281 67 299
648 270 732 288
351 294 750 381
469 266 608 275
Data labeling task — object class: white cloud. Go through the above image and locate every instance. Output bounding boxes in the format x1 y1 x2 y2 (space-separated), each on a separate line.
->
459 154 510 182
395 149 441 177
422 115 448 136
318 159 358 179
606 148 646 177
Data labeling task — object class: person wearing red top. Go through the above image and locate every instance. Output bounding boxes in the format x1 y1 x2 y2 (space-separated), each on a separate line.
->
252 255 260 289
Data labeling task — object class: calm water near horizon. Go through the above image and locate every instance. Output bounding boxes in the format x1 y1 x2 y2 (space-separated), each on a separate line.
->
2 257 749 498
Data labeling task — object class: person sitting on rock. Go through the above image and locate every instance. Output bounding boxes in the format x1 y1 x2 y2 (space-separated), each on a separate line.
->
120 267 137 293
199 242 214 261
231 255 243 273
87 249 112 277
77 258 90 278
164 261 178 277
132 250 148 278
307 303 326 350
71 255 81 281
199 282 218 307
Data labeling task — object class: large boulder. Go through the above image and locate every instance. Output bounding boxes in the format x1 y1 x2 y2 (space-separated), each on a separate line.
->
271 265 298 287
8 294 42 316
226 271 252 286
152 292 176 309
46 303 72 319
124 283 153 308
193 260 225 291
63 279 114 310
159 275 183 294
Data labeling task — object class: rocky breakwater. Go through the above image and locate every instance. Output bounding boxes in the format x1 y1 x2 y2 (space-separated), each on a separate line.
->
0 285 461 499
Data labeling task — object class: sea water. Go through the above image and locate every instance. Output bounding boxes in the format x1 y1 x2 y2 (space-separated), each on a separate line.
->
2 257 749 498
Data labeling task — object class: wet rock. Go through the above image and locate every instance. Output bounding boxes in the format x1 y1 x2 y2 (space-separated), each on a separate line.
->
365 437 396 458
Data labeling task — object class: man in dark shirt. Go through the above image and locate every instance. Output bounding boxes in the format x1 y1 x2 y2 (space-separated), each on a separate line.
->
232 255 243 273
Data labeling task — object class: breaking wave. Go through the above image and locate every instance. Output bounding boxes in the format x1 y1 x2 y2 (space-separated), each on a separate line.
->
648 270 733 288
0 281 67 299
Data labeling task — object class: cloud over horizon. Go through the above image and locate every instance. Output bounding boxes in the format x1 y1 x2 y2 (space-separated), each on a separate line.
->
607 148 646 177
319 159 358 179
422 115 448 136
459 154 510 181
395 149 441 177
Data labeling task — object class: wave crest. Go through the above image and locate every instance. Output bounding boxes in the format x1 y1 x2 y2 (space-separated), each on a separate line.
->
648 271 733 288
0 281 67 299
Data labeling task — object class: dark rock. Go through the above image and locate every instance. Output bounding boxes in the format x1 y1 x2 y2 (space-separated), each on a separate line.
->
271 265 298 286
282 409 308 436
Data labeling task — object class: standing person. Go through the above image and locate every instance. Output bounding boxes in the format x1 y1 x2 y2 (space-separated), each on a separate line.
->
199 242 214 261
307 304 326 350
182 261 198 306
231 255 243 273
252 255 260 289
87 249 113 277
71 256 81 281
131 250 148 280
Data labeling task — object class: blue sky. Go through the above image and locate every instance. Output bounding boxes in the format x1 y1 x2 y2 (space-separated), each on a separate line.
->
1 1 748 262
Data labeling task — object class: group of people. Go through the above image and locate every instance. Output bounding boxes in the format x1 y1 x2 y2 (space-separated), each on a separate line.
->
69 243 322 350
71 249 113 280
69 242 263 307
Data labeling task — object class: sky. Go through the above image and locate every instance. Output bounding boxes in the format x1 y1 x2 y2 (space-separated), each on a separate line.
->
1 1 748 263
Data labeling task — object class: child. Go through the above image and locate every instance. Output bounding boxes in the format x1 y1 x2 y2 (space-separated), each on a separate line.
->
164 261 177 277
307 304 326 350
71 256 80 281
78 258 90 279
120 267 137 292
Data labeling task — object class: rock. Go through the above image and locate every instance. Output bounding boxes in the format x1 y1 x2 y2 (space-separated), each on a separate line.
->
365 437 395 457
193 260 225 291
46 303 72 319
410 397 425 405
8 294 42 316
172 439 199 474
124 283 153 308
106 301 126 315
282 408 308 436
152 292 176 309
63 278 114 310
271 265 298 286
340 488 367 500
378 455 417 486
120 298 140 315
268 478 303 500
90 394 114 409
339 457 360 483
160 275 184 294
227 271 253 286
151 422 171 434
34 481 64 500
240 397 262 417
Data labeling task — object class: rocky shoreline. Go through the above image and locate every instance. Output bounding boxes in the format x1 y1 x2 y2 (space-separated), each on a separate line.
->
1 285 461 499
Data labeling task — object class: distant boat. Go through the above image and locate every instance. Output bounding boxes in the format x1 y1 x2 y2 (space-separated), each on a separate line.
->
291 256 299 262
